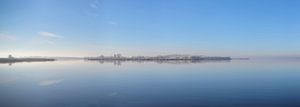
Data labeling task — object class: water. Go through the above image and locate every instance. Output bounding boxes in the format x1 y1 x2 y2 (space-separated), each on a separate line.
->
1 59 300 107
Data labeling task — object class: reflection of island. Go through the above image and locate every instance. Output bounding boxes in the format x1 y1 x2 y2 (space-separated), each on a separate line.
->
0 55 55 65
85 54 232 66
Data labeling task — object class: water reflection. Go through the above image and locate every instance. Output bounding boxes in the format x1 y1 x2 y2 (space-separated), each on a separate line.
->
0 77 18 84
1 60 300 107
38 79 64 86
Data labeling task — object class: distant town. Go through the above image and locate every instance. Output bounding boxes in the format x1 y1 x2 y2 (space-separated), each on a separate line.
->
85 54 231 61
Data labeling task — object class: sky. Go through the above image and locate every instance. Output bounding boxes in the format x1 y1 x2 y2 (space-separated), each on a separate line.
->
0 0 300 57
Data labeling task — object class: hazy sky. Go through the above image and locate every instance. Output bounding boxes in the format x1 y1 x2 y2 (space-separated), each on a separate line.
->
0 0 300 57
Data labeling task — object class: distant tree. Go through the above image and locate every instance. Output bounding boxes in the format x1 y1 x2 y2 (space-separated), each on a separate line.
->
8 54 14 59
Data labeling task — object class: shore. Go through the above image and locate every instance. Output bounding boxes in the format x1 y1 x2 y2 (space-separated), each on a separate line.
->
0 58 55 63
86 56 232 61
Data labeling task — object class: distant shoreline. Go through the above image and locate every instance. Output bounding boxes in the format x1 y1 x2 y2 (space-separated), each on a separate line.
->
0 58 55 63
0 54 235 64
87 58 232 61
86 55 232 61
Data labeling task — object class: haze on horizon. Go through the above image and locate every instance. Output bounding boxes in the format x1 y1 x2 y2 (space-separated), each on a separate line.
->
1 0 300 58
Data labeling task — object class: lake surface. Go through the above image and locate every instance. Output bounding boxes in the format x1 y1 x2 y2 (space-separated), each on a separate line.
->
1 59 300 107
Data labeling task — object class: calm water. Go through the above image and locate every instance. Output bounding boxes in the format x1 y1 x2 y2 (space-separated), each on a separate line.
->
1 59 300 107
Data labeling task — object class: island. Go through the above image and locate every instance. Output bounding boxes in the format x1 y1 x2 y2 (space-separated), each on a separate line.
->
0 55 55 63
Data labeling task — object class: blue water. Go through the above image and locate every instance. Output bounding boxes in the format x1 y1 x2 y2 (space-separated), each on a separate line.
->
1 60 300 107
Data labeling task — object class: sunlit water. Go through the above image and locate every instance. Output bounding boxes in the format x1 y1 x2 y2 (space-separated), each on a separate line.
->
1 59 300 107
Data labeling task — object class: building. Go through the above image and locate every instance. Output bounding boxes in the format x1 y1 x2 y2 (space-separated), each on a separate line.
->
114 54 122 58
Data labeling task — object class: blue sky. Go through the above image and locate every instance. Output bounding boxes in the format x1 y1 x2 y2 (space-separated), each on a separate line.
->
0 0 300 57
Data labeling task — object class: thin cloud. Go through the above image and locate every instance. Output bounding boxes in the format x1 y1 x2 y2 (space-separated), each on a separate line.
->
90 3 98 9
89 0 101 9
38 32 63 38
45 40 55 45
0 33 16 41
86 0 102 17
85 10 100 17
107 21 118 25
